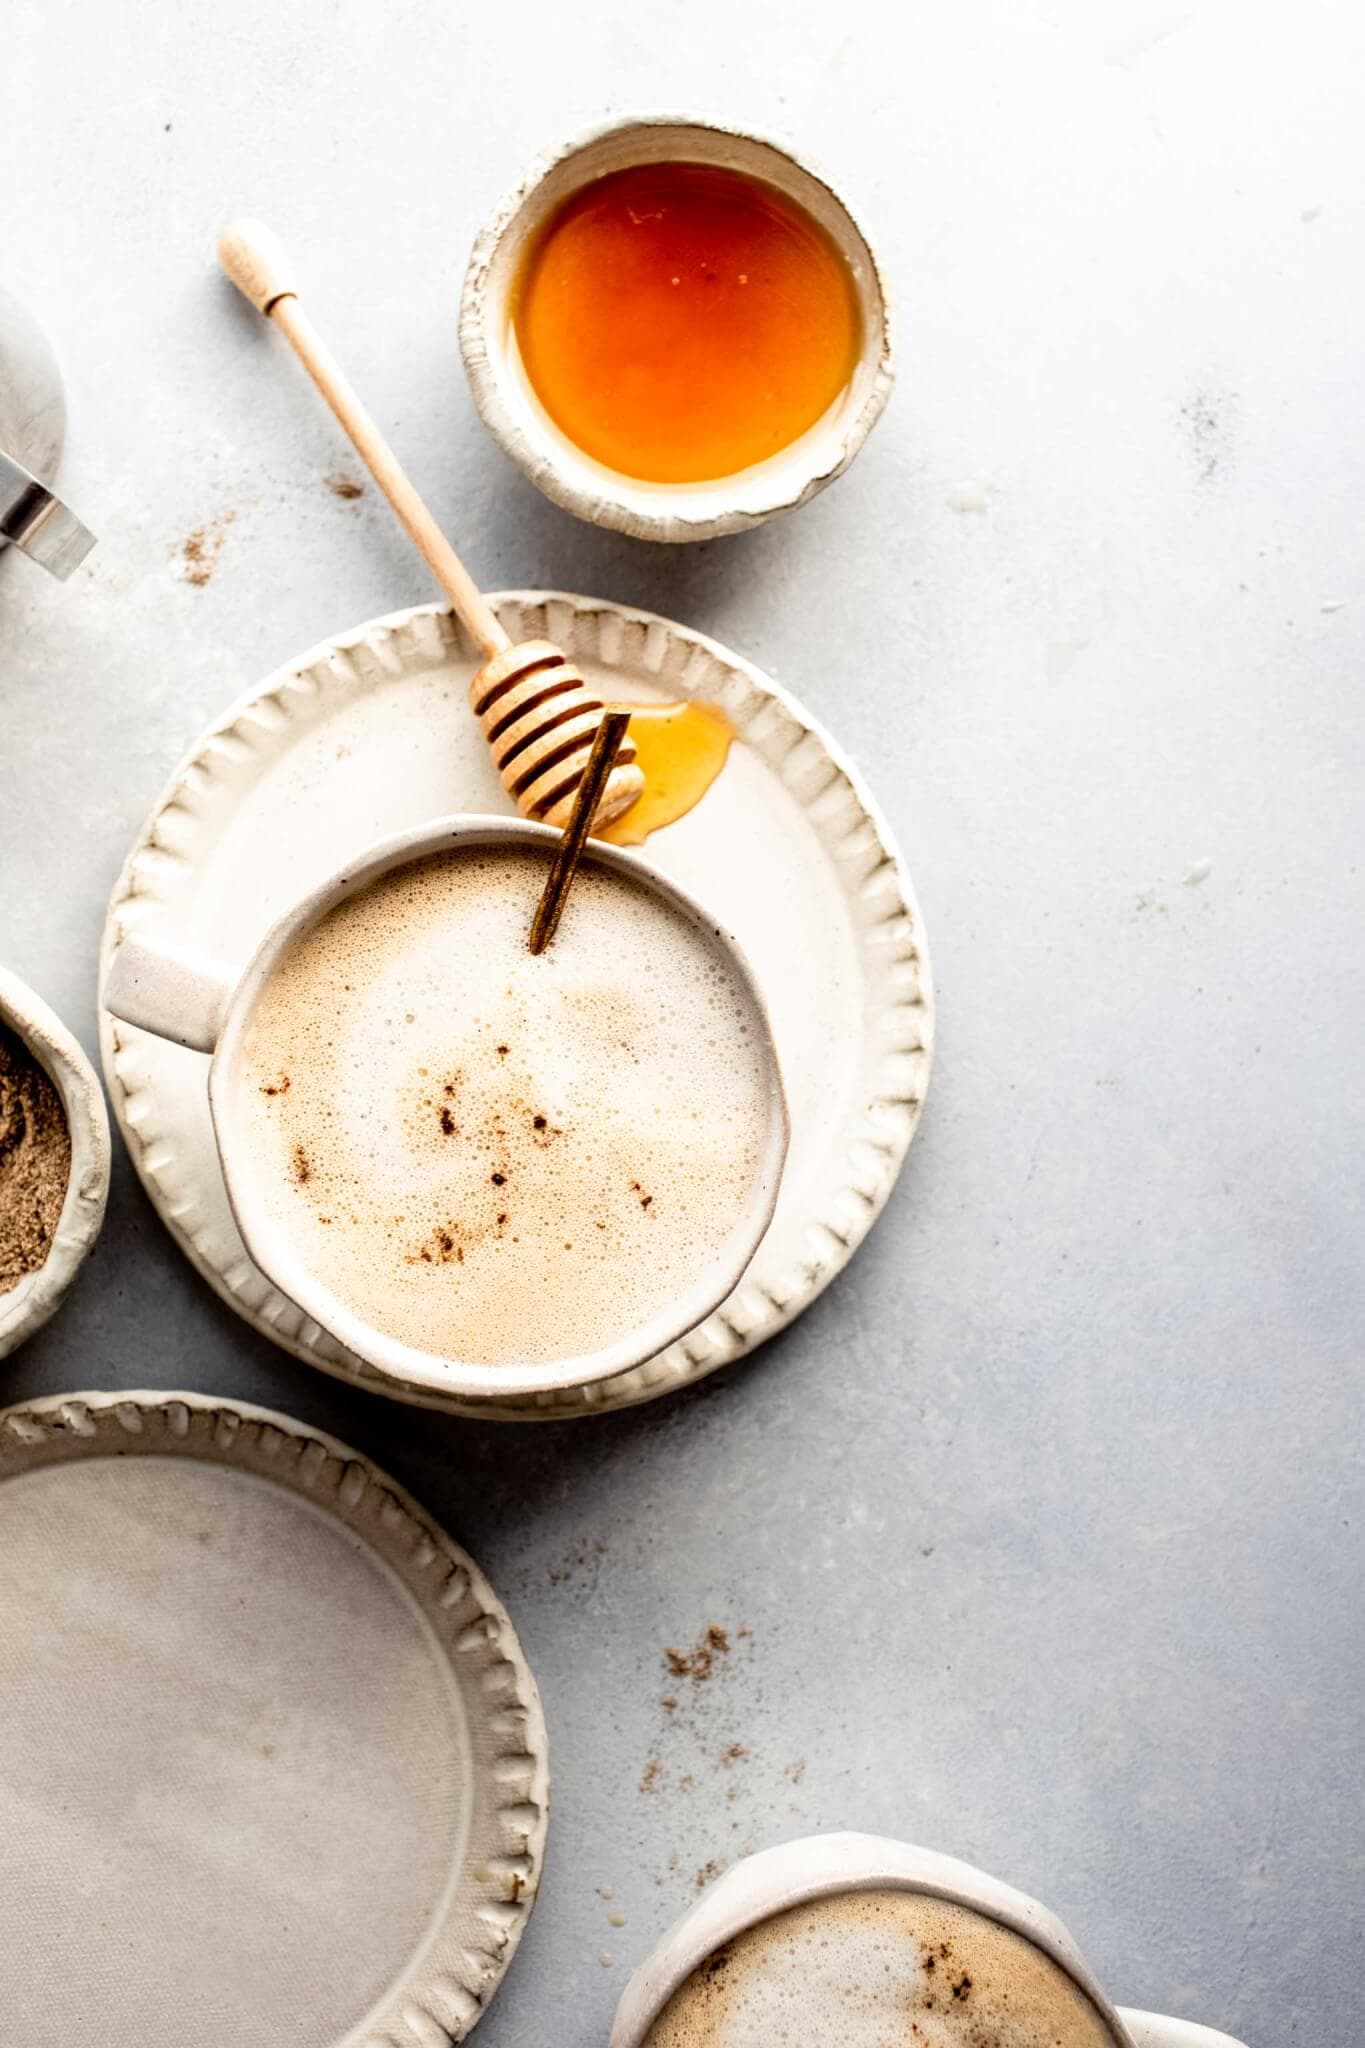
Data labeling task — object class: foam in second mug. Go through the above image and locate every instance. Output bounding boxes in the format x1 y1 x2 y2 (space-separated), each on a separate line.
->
643 1890 1116 2048
234 845 773 1371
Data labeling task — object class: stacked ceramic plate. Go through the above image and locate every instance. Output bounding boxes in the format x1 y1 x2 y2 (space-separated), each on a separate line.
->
98 593 934 1421
0 1390 546 2043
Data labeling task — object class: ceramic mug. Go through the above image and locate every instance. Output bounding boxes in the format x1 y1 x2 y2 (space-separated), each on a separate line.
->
103 814 789 1403
610 1834 1249 2048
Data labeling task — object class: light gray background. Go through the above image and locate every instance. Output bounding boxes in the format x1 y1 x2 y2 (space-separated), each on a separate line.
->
3 3 1361 2043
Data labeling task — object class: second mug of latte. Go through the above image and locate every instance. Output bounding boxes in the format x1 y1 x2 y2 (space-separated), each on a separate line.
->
611 1835 1249 2048
103 816 789 1403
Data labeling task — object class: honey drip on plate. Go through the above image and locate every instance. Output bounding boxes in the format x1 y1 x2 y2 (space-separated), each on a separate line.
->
600 702 734 847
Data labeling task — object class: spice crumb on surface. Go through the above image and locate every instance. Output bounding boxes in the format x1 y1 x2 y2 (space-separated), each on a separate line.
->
0 1022 71 1291
548 1537 607 1586
174 511 235 587
664 1623 730 1682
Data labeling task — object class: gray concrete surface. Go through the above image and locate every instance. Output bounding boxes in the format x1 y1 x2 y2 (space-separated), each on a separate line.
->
3 4 1361 2042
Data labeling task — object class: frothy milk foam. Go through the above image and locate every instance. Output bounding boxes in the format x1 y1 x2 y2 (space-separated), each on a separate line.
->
642 1891 1115 2048
235 846 772 1368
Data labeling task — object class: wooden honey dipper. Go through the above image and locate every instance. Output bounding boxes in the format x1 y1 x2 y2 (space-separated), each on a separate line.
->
217 219 645 832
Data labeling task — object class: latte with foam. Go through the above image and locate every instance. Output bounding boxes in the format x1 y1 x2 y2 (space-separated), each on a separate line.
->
642 1890 1115 2048
233 845 776 1370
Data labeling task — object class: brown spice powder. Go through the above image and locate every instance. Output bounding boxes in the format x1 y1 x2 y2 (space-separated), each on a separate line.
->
664 1624 730 1682
0 1023 71 1290
175 510 235 587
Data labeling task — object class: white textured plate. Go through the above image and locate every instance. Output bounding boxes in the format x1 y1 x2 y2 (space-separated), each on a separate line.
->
2 1392 548 2048
99 594 933 1418
0 1389 548 2046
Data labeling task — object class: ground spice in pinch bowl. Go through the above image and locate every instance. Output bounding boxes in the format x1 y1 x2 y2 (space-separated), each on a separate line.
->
0 968 110 1358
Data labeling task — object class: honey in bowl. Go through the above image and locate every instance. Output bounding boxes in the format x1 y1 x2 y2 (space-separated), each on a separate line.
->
512 161 861 483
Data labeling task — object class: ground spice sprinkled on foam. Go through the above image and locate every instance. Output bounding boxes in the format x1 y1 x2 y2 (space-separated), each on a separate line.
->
0 1023 71 1290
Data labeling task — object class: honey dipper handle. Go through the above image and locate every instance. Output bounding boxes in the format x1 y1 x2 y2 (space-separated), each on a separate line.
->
217 218 509 661
218 218 297 315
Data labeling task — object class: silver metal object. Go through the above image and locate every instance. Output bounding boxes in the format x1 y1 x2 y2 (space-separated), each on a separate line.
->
0 285 95 579
0 448 95 578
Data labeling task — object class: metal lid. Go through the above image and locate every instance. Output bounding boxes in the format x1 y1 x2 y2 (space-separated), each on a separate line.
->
0 444 95 579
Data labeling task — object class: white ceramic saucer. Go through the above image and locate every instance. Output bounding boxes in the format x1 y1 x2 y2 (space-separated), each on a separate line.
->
99 593 933 1418
0 1390 548 2046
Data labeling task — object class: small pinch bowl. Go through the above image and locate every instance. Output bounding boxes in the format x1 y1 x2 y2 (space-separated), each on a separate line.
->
0 968 111 1359
460 113 895 543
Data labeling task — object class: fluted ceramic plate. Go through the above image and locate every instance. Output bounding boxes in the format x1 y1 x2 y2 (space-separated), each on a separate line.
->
99 594 933 1418
0 1390 547 2046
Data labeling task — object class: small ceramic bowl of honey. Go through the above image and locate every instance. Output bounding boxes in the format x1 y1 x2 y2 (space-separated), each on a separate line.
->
460 114 894 542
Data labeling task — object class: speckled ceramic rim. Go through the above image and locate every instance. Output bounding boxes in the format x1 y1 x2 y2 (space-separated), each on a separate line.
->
0 967 110 1359
459 113 895 541
99 592 933 1421
0 1387 549 2045
609 1834 1247 2048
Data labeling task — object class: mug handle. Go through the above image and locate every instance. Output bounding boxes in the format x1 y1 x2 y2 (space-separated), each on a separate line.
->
103 934 235 1055
1118 2006 1249 2048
